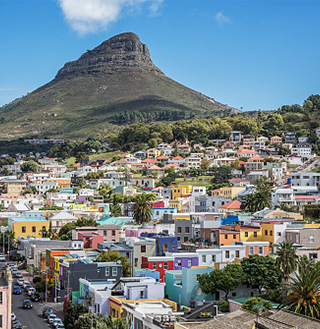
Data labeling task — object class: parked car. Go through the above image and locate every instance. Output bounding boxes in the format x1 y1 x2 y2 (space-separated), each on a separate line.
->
56 325 65 329
48 314 57 324
0 255 5 262
27 287 36 296
23 299 33 309
12 320 22 329
22 281 30 289
17 278 24 286
13 286 22 294
24 283 32 292
11 313 16 321
52 318 63 328
15 272 23 278
43 306 53 318
31 292 41 302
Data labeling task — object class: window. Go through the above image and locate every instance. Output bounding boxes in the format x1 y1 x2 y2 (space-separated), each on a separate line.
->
185 227 190 234
153 262 157 270
0 292 2 304
310 235 315 243
184 237 188 242
178 227 182 234
112 230 116 236
163 244 169 252
270 230 273 236
249 247 254 255
104 230 107 236
212 255 216 262
135 258 138 267
141 245 146 253
235 250 240 258
212 202 215 206
259 247 263 255
164 262 168 270
105 267 110 276
196 274 201 282
177 259 182 266
202 255 206 262
264 230 268 236
277 232 281 236
225 251 230 258
32 226 36 233
188 259 192 267
140 291 144 299
0 315 2 328
225 235 228 240
22 227 26 233
232 292 237 297
245 232 248 237
42 226 46 231
233 234 236 239
254 232 257 238
172 245 176 250
112 267 118 276
310 253 318 259
126 252 130 258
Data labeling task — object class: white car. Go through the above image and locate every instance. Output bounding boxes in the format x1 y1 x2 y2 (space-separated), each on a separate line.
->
48 314 57 324
11 313 16 321
27 287 36 296
23 281 30 289
18 278 24 286
0 255 6 262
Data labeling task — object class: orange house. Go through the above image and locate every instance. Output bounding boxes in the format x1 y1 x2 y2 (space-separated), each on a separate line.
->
46 249 71 276
215 229 241 246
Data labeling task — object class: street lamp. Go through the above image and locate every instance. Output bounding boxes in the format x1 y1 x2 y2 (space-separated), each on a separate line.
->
45 266 49 303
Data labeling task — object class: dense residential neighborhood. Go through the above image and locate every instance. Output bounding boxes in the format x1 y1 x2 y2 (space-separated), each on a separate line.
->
2 127 320 328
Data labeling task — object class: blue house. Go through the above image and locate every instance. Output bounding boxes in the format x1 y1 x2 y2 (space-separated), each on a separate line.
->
165 266 215 307
153 207 177 220
140 233 178 256
221 215 240 226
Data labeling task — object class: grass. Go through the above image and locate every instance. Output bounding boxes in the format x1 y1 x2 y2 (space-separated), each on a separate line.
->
175 176 212 187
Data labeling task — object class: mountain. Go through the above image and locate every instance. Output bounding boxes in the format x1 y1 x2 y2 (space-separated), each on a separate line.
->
0 32 238 140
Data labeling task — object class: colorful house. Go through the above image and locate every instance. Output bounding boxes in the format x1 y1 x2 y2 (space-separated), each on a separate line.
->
8 215 50 239
172 185 192 199
139 233 178 255
165 266 215 307
141 256 174 282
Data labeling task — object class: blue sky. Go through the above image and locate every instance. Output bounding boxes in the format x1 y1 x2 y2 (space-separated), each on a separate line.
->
1 0 320 111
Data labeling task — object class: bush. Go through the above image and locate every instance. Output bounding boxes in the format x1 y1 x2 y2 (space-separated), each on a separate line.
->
35 281 45 293
33 276 42 284
218 300 230 312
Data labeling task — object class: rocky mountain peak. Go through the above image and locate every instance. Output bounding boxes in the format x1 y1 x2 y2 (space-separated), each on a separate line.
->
55 32 162 79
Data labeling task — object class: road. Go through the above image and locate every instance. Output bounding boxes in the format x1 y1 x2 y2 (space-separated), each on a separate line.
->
0 260 63 329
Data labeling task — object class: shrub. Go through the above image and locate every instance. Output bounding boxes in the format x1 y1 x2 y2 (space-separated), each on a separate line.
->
218 300 230 312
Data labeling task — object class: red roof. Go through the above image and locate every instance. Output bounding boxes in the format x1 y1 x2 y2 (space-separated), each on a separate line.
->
165 164 179 168
157 155 169 159
229 178 249 182
142 159 159 163
248 155 263 161
239 161 246 165
239 149 256 154
219 200 242 209
172 156 184 160
294 196 320 200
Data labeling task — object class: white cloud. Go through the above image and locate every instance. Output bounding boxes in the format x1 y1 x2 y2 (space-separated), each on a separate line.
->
215 11 231 26
0 88 14 92
57 0 164 34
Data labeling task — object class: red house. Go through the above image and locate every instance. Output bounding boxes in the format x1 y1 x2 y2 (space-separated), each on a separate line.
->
152 201 165 208
78 232 104 249
141 256 174 282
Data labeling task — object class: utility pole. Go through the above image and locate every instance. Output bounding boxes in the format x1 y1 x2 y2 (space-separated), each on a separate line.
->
45 266 48 304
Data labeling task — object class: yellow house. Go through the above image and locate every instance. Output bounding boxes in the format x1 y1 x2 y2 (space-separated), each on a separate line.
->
169 200 182 213
147 148 161 159
53 256 77 281
10 216 50 240
261 208 303 221
0 179 27 196
172 213 191 221
47 178 71 189
211 186 245 198
172 185 192 199
109 296 177 318
69 204 97 211
240 227 262 242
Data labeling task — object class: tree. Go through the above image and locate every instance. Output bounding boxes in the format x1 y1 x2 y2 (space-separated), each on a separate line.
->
242 297 273 315
148 138 158 148
64 303 89 329
110 204 122 217
275 241 298 281
58 217 98 240
132 195 154 225
200 158 210 170
199 264 243 300
21 160 39 173
241 255 282 294
94 251 131 277
76 152 89 164
284 267 320 319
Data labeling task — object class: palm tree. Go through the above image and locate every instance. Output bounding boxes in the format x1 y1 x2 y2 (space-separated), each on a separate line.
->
132 195 153 225
284 267 320 318
276 241 298 281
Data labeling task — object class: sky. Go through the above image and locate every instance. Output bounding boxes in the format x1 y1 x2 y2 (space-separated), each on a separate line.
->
1 0 320 111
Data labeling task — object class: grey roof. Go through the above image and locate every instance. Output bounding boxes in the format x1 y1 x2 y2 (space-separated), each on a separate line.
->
50 212 77 220
192 309 256 329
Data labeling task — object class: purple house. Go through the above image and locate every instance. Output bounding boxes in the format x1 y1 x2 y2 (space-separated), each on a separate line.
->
171 253 199 270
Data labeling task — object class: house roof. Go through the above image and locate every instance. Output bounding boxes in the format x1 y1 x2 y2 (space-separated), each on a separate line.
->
219 200 242 209
149 165 162 170
248 155 263 161
294 195 320 201
156 155 169 159
50 212 77 220
141 159 159 163
172 156 184 160
164 164 179 168
228 178 249 182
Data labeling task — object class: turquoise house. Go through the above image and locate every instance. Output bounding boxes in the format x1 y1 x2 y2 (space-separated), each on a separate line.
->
165 266 215 307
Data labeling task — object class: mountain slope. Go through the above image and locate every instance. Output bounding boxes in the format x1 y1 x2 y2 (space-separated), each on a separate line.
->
0 32 238 140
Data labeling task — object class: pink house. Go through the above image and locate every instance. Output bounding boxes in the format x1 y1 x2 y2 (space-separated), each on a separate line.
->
0 268 12 329
72 225 121 242
243 241 269 257
125 227 157 238
77 232 104 248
